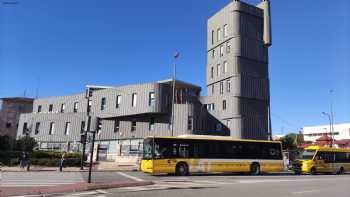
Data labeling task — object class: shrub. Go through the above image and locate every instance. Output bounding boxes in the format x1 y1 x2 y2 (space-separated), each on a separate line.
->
15 136 37 152
31 150 82 159
0 150 82 167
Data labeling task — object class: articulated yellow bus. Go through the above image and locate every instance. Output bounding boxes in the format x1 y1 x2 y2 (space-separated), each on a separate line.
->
141 135 284 176
292 146 350 175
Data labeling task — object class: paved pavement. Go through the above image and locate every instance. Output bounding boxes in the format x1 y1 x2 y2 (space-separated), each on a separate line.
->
0 171 151 196
0 171 140 187
57 172 350 197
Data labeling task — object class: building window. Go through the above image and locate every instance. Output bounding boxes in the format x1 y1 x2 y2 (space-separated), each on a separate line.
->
34 122 40 134
37 105 42 113
6 122 11 128
211 85 215 94
132 93 137 107
226 119 231 128
210 67 214 79
226 79 231 92
226 42 231 53
223 100 227 110
60 104 65 113
216 123 223 131
80 121 85 134
207 103 215 111
220 45 224 57
116 95 121 108
220 82 224 94
217 28 221 41
211 30 214 44
73 102 79 113
49 122 55 135
114 120 120 133
223 24 228 37
223 61 228 73
49 104 53 112
217 64 221 76
149 92 155 107
188 116 193 131
131 121 136 132
22 122 28 134
64 122 70 135
212 50 215 58
149 117 155 131
101 97 106 111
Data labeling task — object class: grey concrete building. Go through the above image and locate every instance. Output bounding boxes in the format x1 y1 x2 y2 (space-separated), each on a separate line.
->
201 0 272 140
17 0 273 161
17 80 203 161
0 97 33 139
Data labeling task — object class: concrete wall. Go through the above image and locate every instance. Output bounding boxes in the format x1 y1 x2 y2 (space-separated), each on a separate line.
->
203 1 270 140
17 81 202 146
0 98 33 139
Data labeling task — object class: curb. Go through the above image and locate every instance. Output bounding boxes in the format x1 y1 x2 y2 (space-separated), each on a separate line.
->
0 181 153 197
0 169 139 173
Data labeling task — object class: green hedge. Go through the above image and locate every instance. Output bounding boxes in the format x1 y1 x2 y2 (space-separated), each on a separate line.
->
0 150 82 167
31 150 81 159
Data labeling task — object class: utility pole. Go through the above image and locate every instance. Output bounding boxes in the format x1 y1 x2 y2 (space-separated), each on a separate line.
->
88 130 96 183
322 112 333 147
171 52 180 136
81 87 92 170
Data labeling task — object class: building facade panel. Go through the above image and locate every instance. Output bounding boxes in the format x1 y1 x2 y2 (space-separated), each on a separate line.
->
203 0 271 140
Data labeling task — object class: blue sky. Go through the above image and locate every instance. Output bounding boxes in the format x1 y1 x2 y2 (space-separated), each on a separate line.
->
1 0 349 135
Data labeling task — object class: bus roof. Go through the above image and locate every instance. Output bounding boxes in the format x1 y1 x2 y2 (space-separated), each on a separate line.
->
144 135 280 144
304 145 350 152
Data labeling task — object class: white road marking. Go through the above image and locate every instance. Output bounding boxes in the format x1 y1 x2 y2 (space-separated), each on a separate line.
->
292 190 319 195
239 177 350 184
69 191 100 196
96 190 109 194
116 172 145 182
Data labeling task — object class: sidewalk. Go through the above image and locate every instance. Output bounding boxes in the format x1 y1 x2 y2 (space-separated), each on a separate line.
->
0 165 138 172
0 180 153 197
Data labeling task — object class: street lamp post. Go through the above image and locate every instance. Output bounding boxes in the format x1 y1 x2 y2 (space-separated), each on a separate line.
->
322 112 334 147
329 90 335 142
171 52 180 136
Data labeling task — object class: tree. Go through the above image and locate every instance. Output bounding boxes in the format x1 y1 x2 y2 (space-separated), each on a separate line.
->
15 136 37 152
281 133 297 150
0 135 13 151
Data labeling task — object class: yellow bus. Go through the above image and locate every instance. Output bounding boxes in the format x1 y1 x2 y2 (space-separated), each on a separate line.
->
141 135 284 176
292 146 350 175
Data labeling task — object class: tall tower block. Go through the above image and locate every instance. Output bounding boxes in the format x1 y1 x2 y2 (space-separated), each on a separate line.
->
204 0 272 140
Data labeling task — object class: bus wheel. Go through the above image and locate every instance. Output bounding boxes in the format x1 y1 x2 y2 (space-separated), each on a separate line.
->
250 163 261 175
337 167 344 175
310 167 317 175
176 163 188 176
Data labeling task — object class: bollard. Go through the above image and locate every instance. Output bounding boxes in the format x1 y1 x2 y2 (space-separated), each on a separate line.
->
59 161 63 172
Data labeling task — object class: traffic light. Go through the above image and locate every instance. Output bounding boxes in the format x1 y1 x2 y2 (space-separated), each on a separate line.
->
80 133 87 144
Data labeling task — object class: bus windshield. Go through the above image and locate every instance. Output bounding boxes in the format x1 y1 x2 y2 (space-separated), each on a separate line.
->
143 139 153 160
298 150 316 160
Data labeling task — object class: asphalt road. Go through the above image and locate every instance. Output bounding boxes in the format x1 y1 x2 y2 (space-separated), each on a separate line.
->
58 172 350 197
2 171 350 197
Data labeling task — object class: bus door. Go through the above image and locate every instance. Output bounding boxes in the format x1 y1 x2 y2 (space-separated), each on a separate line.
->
315 152 330 172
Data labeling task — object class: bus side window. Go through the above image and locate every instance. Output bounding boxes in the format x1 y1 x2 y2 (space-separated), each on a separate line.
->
179 144 189 158
172 143 178 157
